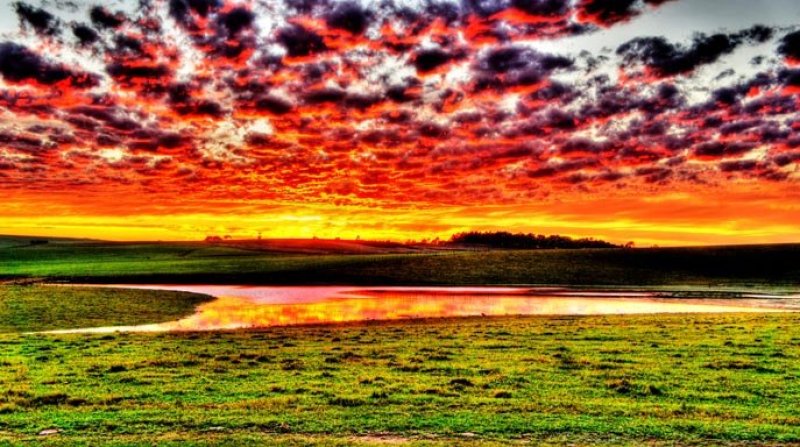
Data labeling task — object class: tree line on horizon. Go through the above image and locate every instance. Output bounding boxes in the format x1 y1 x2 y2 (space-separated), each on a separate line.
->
446 231 622 249
202 231 626 250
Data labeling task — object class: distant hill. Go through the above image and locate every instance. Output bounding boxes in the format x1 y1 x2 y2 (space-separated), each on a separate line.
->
211 238 423 255
0 235 97 249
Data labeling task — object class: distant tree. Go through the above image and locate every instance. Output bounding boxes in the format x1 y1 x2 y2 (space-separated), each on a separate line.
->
204 235 222 242
223 235 232 240
624 241 635 249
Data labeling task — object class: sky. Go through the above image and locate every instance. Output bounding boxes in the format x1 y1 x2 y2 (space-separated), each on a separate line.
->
1 0 800 245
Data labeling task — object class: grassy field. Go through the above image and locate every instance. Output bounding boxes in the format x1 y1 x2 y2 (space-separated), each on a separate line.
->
1 310 800 445
0 286 212 333
3 236 800 445
2 236 800 288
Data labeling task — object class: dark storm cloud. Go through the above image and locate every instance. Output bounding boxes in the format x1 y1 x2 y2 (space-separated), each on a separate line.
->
778 30 800 62
277 0 629 45
617 25 774 77
96 133 123 146
576 0 639 26
325 2 371 35
719 119 761 136
127 129 190 152
578 87 641 119
69 106 142 132
0 160 18 170
284 0 330 15
0 42 100 88
277 24 328 57
560 138 610 154
635 165 671 183
205 6 257 58
289 85 384 111
463 0 507 17
473 45 572 91
527 157 598 178
217 7 255 36
744 91 797 115
478 46 572 74
512 0 571 17
173 99 226 117
254 95 295 115
89 6 125 29
754 123 790 142
166 2 258 59
166 84 226 118
417 122 450 138
345 93 382 110
719 159 759 172
712 86 743 105
694 141 756 158
64 115 99 131
779 68 800 88
386 82 421 103
113 34 147 57
72 24 99 46
303 87 346 104
542 108 578 129
418 1 463 24
167 83 193 104
739 25 774 42
168 0 220 25
0 131 48 154
246 132 293 148
14 2 60 36
413 48 454 72
106 62 170 84
529 81 578 103
773 152 800 167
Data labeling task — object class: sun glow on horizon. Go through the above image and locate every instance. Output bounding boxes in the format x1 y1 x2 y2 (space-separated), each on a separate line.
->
3 181 800 246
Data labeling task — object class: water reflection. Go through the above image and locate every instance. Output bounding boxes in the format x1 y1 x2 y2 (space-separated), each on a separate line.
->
46 285 795 334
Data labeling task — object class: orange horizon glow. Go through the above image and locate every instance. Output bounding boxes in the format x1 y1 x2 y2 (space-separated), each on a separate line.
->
3 181 800 247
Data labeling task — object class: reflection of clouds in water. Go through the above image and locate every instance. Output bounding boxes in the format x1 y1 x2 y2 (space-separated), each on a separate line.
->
43 286 793 334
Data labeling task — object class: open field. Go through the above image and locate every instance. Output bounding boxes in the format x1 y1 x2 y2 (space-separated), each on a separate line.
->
2 236 800 288
1 307 800 445
0 286 212 333
3 236 800 445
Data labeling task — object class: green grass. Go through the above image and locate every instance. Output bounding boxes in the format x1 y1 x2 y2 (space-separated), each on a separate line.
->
1 312 800 445
0 239 402 281
0 286 212 332
2 236 800 444
2 236 800 288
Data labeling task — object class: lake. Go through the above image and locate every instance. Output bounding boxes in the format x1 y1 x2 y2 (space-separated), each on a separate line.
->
46 285 799 333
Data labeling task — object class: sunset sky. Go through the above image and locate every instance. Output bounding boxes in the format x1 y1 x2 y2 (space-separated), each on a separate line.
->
2 0 800 245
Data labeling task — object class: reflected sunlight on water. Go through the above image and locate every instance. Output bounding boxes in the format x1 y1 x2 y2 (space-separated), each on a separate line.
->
44 285 795 334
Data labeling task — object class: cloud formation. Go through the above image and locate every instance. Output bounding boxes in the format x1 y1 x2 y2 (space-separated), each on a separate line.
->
0 0 799 243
